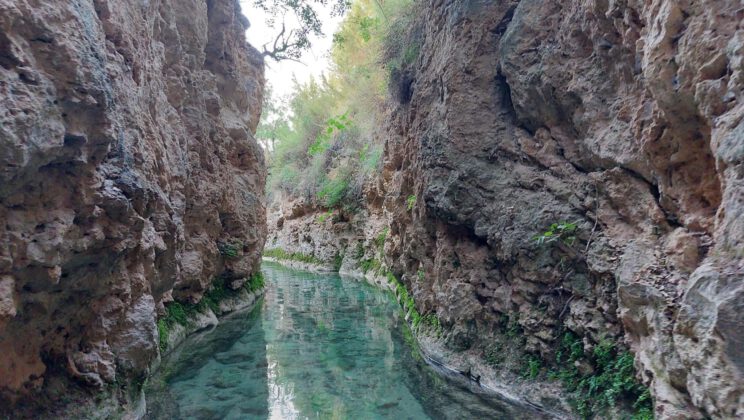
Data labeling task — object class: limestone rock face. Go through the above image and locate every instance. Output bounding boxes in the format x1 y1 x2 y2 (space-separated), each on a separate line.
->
0 0 265 413
269 0 742 418
378 0 742 418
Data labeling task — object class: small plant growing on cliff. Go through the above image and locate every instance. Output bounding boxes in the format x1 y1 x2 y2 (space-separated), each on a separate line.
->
375 228 388 251
406 195 417 211
533 221 578 246
421 314 442 337
316 210 333 223
333 253 344 271
484 343 504 367
387 271 422 328
522 356 542 379
417 269 425 282
359 258 382 275
218 240 242 259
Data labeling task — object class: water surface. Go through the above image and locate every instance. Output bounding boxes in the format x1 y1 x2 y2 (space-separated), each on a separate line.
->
146 262 533 419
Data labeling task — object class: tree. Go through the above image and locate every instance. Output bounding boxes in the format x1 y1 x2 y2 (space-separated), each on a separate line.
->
252 0 351 61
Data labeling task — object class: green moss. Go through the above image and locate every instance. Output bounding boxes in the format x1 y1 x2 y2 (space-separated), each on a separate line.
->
354 242 365 259
504 313 522 339
264 248 325 266
157 319 169 353
386 271 427 332
157 272 265 354
359 258 383 275
246 272 265 292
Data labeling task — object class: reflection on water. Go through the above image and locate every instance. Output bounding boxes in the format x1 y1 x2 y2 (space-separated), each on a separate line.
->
145 262 534 419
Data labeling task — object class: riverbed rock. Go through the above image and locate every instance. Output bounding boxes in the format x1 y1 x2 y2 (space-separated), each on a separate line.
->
0 0 266 415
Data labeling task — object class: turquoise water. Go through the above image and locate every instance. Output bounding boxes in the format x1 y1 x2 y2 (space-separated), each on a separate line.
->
145 262 534 419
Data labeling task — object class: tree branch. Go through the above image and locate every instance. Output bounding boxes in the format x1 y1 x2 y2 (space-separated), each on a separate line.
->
261 21 304 63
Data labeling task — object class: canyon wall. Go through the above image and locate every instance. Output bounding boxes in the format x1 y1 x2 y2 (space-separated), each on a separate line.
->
267 0 743 418
0 0 266 415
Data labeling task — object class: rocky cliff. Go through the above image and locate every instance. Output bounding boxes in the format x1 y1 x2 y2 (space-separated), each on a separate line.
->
267 0 743 418
0 0 265 415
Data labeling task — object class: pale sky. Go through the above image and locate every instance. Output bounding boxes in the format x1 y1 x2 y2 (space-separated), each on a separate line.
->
238 1 343 103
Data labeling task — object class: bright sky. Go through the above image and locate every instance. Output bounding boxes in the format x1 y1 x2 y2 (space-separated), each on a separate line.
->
238 1 344 104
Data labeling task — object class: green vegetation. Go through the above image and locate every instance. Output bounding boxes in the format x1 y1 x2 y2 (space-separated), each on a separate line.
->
264 248 325 266
157 272 265 353
359 258 383 275
522 356 542 379
385 271 442 338
406 195 417 211
262 0 421 212
387 271 421 328
375 228 388 251
416 269 424 282
541 332 653 419
533 221 578 246
484 343 504 367
316 210 334 223
503 313 522 339
217 240 242 259
421 314 442 337
333 253 344 271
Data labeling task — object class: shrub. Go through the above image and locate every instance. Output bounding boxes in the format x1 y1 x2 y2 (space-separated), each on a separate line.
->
549 332 653 418
533 221 578 246
317 175 350 208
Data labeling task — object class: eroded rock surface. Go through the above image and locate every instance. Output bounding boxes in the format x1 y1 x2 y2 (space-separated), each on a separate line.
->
0 0 265 414
268 0 743 418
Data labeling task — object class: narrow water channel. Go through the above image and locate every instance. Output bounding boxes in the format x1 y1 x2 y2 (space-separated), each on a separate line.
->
145 262 537 419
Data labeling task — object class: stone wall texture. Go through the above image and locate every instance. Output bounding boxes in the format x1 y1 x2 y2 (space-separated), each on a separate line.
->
0 0 266 414
268 0 743 418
